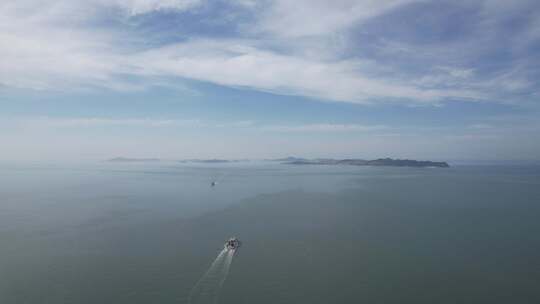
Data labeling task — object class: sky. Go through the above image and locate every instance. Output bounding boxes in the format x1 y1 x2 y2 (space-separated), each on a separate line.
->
1 0 539 161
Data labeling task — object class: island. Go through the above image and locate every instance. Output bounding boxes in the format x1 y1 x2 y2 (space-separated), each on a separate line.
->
107 156 448 167
278 157 449 168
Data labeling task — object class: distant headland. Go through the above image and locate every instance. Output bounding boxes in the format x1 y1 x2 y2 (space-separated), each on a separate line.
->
275 157 450 168
107 156 449 167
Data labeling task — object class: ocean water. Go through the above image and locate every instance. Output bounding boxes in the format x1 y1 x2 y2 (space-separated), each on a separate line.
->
1 162 539 303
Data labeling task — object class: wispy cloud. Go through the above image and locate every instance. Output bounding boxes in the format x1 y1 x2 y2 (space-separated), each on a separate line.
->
252 0 421 38
15 117 204 128
468 123 493 129
110 0 203 15
10 117 392 134
262 123 388 132
130 39 489 103
0 0 538 105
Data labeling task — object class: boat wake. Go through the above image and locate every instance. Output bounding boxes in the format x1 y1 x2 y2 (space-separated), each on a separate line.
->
189 248 235 304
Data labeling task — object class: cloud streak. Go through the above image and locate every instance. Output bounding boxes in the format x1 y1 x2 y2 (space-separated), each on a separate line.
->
252 0 421 38
110 0 203 15
262 123 388 132
9 117 204 128
0 0 538 105
9 117 391 133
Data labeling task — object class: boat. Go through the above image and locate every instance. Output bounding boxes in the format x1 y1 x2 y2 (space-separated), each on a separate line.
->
224 237 241 251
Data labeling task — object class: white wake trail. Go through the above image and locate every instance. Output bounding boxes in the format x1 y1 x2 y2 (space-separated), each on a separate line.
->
189 249 235 304
217 250 234 292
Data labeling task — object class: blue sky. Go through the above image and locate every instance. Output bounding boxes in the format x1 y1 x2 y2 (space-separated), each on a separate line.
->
1 0 539 161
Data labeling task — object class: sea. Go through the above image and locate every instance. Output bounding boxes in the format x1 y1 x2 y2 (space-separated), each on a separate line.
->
1 161 539 303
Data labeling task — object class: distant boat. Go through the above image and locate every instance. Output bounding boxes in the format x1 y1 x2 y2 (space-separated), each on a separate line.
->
211 181 217 187
224 237 241 251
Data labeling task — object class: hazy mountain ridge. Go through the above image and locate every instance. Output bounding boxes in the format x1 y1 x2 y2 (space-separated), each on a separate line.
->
107 156 449 167
281 157 450 168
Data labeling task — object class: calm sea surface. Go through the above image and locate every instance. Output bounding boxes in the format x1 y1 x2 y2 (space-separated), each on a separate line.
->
1 162 539 303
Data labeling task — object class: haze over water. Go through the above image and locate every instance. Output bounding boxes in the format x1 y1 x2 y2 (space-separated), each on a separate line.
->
1 161 539 303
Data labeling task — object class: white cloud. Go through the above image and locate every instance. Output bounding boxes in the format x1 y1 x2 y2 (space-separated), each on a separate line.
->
254 0 421 38
468 123 493 129
0 1 124 90
0 0 535 104
109 0 203 15
216 120 255 128
11 117 204 128
3 116 540 161
262 123 388 132
9 117 392 133
129 39 485 103
436 66 475 79
9 117 267 129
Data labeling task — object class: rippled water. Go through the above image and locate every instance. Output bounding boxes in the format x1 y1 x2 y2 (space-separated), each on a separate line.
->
1 162 539 303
